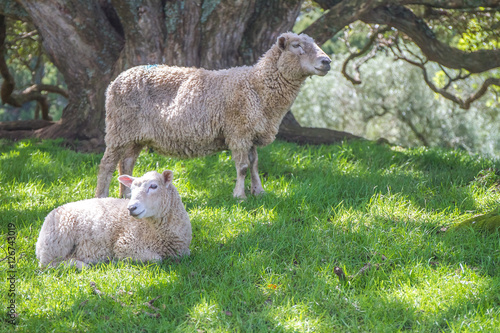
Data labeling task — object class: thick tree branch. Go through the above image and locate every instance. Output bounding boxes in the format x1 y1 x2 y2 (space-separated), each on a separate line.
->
306 1 500 46
402 0 500 9
360 5 500 73
313 0 343 10
302 0 389 45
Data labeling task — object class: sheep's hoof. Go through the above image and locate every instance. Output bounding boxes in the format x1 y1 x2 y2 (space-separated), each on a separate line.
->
233 189 247 200
233 193 247 202
251 188 265 196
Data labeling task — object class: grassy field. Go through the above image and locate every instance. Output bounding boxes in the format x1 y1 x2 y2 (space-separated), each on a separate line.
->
1 138 499 332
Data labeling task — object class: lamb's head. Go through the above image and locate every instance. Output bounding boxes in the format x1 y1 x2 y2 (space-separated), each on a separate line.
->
276 32 331 80
118 170 174 219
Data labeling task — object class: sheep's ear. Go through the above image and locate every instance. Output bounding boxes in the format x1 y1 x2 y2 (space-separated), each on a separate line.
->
162 170 173 185
118 175 135 188
278 35 287 50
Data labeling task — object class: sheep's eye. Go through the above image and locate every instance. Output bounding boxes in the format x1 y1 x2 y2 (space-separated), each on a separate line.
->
149 184 158 190
292 43 300 48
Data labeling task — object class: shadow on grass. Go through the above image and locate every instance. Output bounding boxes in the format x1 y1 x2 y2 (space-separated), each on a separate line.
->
0 139 101 187
170 140 496 216
3 139 499 330
13 211 499 331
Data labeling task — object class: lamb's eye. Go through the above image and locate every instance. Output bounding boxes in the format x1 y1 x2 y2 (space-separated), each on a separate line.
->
292 43 300 48
149 184 158 190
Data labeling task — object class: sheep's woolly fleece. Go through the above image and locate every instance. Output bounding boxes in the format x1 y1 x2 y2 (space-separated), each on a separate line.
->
96 32 331 198
36 171 191 269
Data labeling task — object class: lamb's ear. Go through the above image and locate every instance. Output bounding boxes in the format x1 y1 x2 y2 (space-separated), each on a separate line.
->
162 170 173 185
118 175 135 188
278 35 287 50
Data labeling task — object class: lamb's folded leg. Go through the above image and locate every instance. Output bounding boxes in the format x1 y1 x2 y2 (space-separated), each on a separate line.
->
248 146 265 196
232 149 249 199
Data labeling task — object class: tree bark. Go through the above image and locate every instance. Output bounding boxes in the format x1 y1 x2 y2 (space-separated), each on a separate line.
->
15 0 123 141
360 5 500 73
2 0 309 145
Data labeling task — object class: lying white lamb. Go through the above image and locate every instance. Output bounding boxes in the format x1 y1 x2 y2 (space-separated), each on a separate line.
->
36 170 191 269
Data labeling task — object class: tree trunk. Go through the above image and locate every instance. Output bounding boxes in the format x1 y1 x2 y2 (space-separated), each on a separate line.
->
17 0 123 142
5 0 309 146
1 0 361 148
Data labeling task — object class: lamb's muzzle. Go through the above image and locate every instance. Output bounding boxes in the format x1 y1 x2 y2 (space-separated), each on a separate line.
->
127 204 143 217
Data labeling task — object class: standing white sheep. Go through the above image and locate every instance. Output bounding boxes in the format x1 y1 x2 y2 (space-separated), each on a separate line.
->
96 32 331 199
36 170 191 269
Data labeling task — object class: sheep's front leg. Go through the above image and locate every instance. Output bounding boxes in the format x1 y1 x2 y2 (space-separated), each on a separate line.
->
248 146 265 196
118 144 144 198
96 146 123 198
232 149 250 199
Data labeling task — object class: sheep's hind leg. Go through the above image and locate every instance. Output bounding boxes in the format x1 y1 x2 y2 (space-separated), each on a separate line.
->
232 150 249 199
96 146 123 198
118 143 144 198
248 146 265 196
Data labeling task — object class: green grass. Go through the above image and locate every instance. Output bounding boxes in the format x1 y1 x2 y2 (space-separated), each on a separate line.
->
1 138 500 332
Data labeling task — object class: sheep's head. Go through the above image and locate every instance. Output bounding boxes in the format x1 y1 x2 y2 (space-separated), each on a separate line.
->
118 170 174 219
276 32 331 80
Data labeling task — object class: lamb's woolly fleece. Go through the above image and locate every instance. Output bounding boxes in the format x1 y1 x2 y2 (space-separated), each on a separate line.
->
96 32 331 198
36 171 191 269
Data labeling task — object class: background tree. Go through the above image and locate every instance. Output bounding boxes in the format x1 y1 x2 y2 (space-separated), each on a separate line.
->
0 0 498 149
0 15 67 122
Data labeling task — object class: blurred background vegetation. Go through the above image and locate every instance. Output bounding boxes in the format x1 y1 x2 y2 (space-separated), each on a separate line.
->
1 1 499 158
0 19 67 122
293 2 500 159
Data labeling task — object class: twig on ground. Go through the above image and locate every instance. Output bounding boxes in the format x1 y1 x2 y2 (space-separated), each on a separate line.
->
143 296 161 311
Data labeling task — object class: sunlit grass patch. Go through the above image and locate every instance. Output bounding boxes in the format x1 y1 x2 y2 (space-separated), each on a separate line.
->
1 138 499 331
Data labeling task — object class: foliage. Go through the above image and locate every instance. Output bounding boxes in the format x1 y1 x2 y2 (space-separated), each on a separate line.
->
292 54 500 159
0 18 67 122
1 139 499 331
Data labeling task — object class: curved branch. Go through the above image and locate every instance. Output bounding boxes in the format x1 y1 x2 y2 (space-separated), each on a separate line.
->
0 15 67 120
396 53 500 109
462 77 500 109
360 5 500 73
27 84 69 99
341 26 391 84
